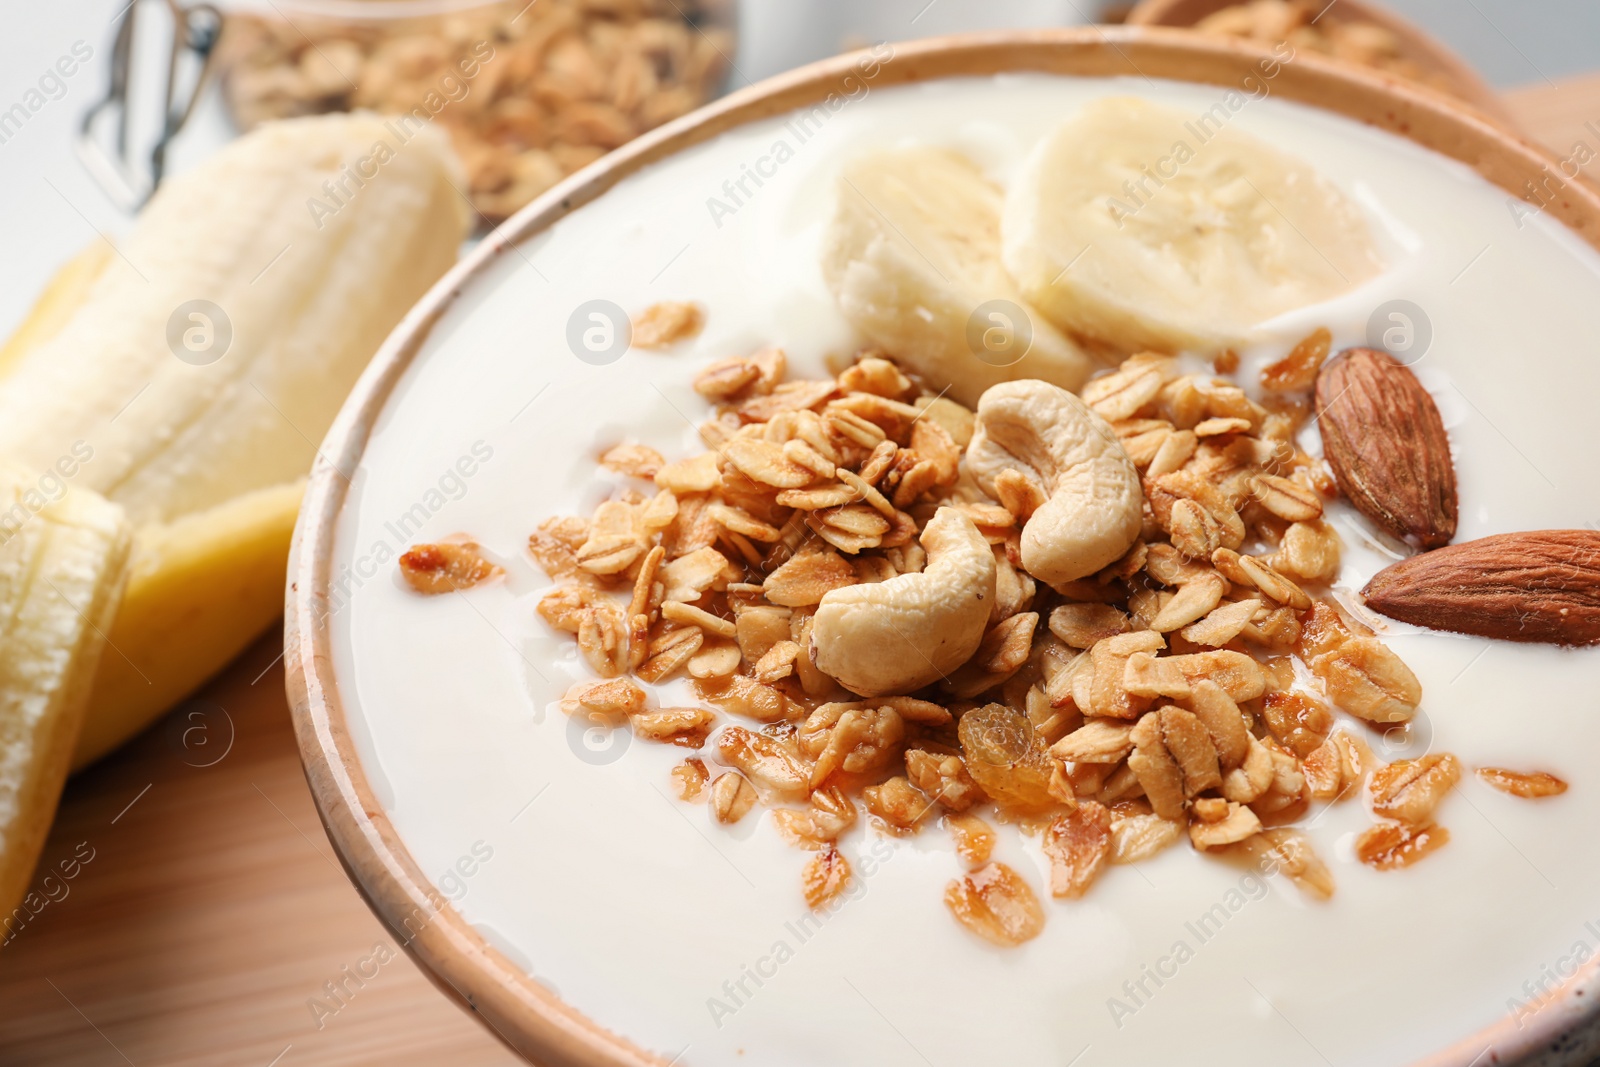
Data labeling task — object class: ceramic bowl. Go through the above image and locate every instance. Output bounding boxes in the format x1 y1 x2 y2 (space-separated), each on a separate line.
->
285 27 1600 1067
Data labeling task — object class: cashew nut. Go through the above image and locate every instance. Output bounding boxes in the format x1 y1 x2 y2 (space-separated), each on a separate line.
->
966 380 1143 588
809 507 995 697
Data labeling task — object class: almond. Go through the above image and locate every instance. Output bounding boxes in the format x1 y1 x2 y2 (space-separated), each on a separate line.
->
1362 530 1600 645
1315 347 1457 548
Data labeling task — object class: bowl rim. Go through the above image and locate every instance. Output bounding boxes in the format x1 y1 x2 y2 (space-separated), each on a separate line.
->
285 25 1600 1067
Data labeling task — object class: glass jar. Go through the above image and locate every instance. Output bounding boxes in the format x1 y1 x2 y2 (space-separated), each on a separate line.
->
214 0 736 221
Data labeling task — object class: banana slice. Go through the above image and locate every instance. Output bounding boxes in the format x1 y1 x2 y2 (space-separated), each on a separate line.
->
0 471 131 921
1002 96 1383 354
822 146 1095 406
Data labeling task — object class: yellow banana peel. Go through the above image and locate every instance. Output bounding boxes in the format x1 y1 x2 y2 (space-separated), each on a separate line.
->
71 480 304 771
0 242 111 381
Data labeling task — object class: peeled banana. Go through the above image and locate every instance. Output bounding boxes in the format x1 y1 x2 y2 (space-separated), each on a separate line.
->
0 469 131 922
1002 96 1383 354
0 112 470 525
0 112 469 770
0 243 111 382
822 146 1095 406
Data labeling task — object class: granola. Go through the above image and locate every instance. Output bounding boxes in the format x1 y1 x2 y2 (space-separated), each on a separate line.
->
218 0 731 222
409 317 1541 946
397 540 502 594
1476 767 1569 799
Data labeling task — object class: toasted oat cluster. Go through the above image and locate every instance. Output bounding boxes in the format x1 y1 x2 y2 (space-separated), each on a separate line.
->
483 332 1563 946
399 540 504 595
219 0 731 221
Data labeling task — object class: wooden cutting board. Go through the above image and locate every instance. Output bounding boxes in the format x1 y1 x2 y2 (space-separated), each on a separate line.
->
0 634 517 1066
0 77 1592 1067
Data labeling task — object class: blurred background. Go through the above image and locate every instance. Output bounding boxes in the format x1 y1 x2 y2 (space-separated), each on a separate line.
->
3 0 1600 335
739 0 1600 85
5 0 1598 337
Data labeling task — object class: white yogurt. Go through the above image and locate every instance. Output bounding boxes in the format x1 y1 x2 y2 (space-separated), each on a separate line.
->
329 74 1600 1067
